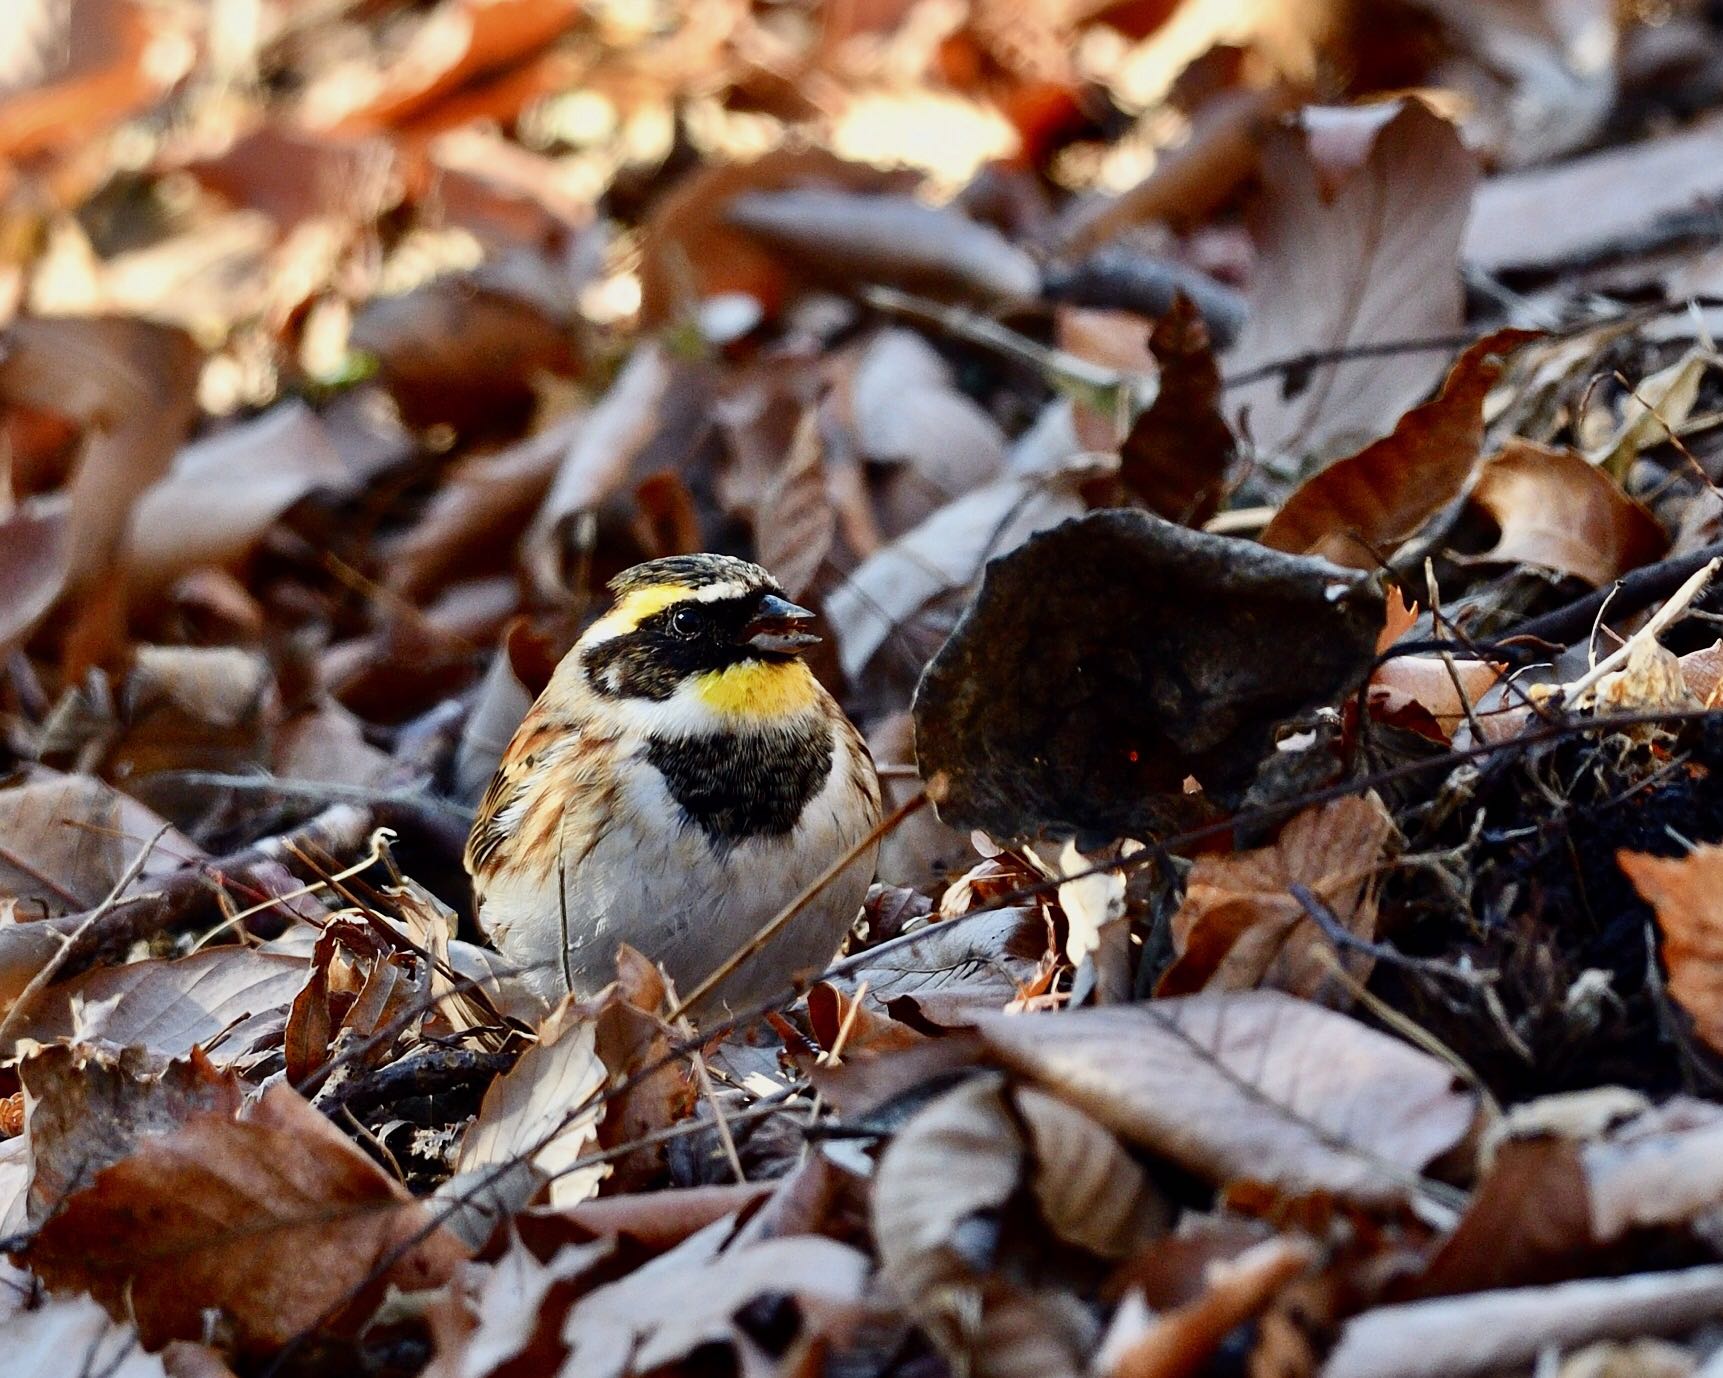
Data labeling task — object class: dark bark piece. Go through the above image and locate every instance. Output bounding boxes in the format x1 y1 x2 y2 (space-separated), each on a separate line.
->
913 510 1383 838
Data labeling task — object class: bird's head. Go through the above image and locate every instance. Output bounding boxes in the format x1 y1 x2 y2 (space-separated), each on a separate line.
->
573 555 823 717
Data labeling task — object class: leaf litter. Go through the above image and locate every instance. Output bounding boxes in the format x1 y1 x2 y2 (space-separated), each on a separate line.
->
9 3 1723 1376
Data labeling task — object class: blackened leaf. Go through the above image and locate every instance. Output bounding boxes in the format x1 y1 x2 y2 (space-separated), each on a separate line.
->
1116 296 1235 526
912 510 1383 837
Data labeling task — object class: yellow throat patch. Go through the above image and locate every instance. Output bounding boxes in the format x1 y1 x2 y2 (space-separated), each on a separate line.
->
691 659 820 719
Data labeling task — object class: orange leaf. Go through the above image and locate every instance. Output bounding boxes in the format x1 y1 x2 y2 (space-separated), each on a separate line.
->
1619 846 1723 1057
1260 327 1539 568
1468 439 1668 587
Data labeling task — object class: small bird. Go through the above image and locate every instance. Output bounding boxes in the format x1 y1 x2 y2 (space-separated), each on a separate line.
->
465 555 882 1019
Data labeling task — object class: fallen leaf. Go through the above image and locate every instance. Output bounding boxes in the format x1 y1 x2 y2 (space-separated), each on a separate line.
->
25 1084 466 1352
1467 440 1668 587
726 188 1041 303
0 770 198 917
0 494 71 657
825 463 1089 682
1260 329 1538 567
559 1222 869 1378
386 410 584 602
1159 793 1396 1003
974 992 1478 1206
1227 100 1477 462
1618 845 1723 1056
873 1073 1166 1371
439 997 608 1246
753 407 835 601
841 328 1010 532
0 1290 166 1378
20 1043 242 1227
1115 296 1236 526
1099 1236 1319 1378
7 949 305 1065
1465 111 1723 272
1370 655 1506 743
913 509 1384 836
640 147 905 325
125 401 358 595
1325 1265 1723 1378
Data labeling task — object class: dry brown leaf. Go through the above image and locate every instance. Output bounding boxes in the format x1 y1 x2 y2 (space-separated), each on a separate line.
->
974 992 1478 1206
349 261 580 434
20 1043 243 1227
1678 641 1723 707
1465 111 1723 272
825 463 1090 680
1101 1236 1319 1378
387 410 584 601
1227 100 1478 462
842 328 1009 532
1370 655 1505 743
305 0 582 133
753 407 835 601
872 1073 1157 1373
0 316 201 664
726 188 1040 303
1468 440 1668 587
26 1083 466 1352
1618 846 1723 1056
1159 793 1396 1002
125 401 357 595
0 770 198 918
0 0 188 160
0 494 70 657
1260 328 1537 567
638 147 905 325
7 949 305 1066
1113 297 1235 526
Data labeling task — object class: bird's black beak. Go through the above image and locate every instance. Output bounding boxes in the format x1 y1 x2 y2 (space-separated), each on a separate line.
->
742 593 821 655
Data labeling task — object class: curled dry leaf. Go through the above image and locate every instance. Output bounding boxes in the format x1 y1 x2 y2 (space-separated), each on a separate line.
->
1159 793 1396 1003
1260 328 1538 567
913 510 1384 837
974 992 1478 1206
726 188 1041 303
1227 101 1477 462
1468 440 1668 587
20 1042 242 1227
1370 653 1505 744
1618 845 1723 1057
1099 1236 1319 1378
1114 296 1236 527
873 1074 1163 1375
438 996 608 1247
25 1084 466 1352
1324 1264 1723 1378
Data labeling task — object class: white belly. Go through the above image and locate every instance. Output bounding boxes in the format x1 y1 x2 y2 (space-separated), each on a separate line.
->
481 741 877 1020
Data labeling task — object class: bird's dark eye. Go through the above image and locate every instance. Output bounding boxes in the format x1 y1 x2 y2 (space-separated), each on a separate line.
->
668 606 702 639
